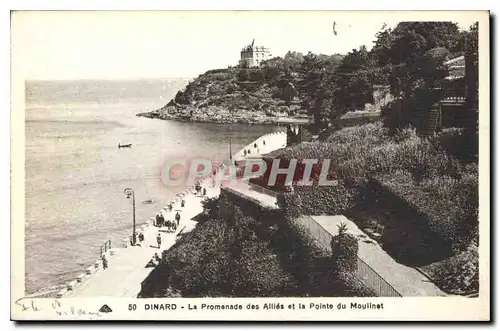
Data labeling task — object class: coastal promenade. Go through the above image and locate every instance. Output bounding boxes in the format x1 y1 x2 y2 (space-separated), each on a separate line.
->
64 131 287 298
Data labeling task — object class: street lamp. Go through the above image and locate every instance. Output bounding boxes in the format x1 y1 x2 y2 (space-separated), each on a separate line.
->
124 188 136 245
228 123 233 162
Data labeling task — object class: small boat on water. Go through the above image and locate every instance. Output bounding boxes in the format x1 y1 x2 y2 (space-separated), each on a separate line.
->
141 199 154 204
118 143 132 148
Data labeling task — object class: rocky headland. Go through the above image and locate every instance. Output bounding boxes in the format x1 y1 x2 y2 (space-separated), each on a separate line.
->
136 64 315 125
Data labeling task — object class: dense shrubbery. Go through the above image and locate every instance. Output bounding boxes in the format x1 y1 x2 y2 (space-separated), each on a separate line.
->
420 243 479 295
139 196 376 298
273 216 376 297
140 203 293 298
299 22 478 134
331 223 359 273
267 122 478 250
377 168 478 250
267 122 478 294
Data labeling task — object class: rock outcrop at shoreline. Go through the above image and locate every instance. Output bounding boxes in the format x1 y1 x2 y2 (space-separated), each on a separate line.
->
137 105 284 125
136 65 312 125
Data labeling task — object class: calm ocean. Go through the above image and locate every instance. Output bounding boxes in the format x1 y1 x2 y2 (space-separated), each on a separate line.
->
24 79 280 296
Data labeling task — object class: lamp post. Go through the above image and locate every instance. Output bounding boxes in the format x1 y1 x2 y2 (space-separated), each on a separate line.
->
124 188 136 245
228 122 233 162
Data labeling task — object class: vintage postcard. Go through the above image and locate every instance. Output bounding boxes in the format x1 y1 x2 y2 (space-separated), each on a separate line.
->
11 10 490 321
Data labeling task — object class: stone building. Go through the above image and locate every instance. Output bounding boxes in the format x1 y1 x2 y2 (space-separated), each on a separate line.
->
239 39 272 68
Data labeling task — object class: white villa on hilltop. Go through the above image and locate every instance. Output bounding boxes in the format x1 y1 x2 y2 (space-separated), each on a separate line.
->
239 39 272 68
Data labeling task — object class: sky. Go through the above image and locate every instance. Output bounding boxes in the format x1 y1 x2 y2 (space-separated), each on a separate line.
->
11 11 478 80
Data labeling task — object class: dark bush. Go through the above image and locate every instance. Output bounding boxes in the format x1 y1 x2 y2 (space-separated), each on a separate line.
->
249 69 266 82
266 122 478 256
174 90 189 105
205 68 230 75
331 223 359 273
238 69 250 81
376 168 478 250
419 244 479 295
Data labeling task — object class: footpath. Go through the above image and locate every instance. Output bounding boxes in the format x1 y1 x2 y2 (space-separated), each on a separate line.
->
63 131 286 298
310 215 447 296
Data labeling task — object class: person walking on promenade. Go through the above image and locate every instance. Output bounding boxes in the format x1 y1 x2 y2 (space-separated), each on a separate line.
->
157 233 162 248
168 203 173 212
263 140 266 146
254 142 257 149
247 149 251 155
175 212 181 226
244 150 247 157
158 213 165 227
181 199 185 208
155 213 160 227
202 187 207 196
102 254 108 269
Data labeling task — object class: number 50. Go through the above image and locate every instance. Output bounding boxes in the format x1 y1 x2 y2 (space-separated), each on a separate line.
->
128 304 137 311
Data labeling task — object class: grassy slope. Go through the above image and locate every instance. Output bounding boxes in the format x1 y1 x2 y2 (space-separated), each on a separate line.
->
263 123 478 295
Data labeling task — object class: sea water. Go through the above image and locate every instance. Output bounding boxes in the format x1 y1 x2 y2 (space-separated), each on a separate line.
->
24 79 280 296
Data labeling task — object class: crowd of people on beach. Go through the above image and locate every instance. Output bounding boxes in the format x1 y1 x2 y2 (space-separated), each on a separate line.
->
154 211 179 233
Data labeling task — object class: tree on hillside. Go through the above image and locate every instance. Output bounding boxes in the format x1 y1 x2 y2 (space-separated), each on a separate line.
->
301 46 375 132
464 22 479 160
298 52 341 132
261 57 286 71
300 21 465 132
371 22 464 132
330 222 358 273
333 45 375 112
284 51 305 70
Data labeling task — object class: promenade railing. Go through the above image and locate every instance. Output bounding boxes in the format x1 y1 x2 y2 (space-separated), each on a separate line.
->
295 215 402 297
247 182 279 199
100 239 111 256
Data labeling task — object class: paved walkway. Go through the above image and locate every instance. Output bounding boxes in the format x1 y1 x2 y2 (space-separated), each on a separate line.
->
67 131 286 298
311 215 447 296
223 183 279 209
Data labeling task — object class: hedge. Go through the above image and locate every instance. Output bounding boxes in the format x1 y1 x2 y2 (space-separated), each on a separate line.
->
264 122 478 248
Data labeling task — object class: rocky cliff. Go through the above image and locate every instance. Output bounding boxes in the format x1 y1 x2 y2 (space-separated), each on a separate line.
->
137 67 307 124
